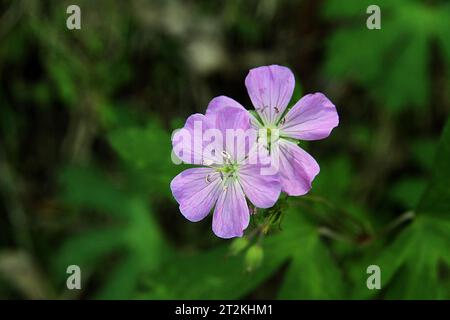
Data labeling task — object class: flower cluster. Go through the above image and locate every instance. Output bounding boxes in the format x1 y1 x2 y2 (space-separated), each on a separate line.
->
170 65 339 238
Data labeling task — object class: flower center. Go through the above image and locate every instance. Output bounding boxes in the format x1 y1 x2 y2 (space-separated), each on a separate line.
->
216 163 240 190
219 163 239 177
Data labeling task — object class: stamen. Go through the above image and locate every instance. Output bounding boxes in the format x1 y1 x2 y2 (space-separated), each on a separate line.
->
221 150 231 162
280 117 286 125
274 107 280 113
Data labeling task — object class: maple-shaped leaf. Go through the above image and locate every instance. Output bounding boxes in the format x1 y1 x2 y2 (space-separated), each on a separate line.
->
323 0 450 112
352 118 450 299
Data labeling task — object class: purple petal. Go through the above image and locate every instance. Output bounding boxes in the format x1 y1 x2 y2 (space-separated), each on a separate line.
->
208 106 257 163
278 139 320 196
239 163 281 208
206 95 246 115
245 65 295 125
170 167 222 222
280 93 339 141
172 113 215 165
206 95 262 128
212 179 250 239
210 106 251 133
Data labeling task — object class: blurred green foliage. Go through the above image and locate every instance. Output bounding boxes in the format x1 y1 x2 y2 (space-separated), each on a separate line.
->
0 0 449 299
324 0 450 112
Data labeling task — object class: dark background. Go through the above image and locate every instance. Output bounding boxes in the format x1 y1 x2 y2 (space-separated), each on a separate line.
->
0 0 449 299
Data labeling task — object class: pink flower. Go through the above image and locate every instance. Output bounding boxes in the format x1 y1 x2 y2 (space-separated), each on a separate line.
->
206 65 339 196
171 106 281 238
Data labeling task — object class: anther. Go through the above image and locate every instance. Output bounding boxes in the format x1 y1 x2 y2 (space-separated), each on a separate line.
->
221 150 231 160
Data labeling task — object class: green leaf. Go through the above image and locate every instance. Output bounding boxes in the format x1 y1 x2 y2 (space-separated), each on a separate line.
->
95 254 142 299
144 205 346 299
278 223 345 299
108 121 181 199
323 0 399 19
143 232 292 299
59 166 129 218
411 138 437 171
385 216 450 299
417 119 450 218
313 156 352 203
56 165 169 298
53 227 125 276
390 177 427 209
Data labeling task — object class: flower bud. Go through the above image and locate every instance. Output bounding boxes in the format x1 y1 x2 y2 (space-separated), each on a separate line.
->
245 245 264 272
229 237 249 256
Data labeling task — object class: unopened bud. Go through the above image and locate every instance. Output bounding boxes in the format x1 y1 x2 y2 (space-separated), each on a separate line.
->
229 237 249 256
245 245 264 272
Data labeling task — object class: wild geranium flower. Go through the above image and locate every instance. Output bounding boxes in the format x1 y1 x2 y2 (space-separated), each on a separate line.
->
206 65 339 196
171 106 281 239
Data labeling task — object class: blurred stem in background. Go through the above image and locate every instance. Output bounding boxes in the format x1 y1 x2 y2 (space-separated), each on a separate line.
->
0 148 32 251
